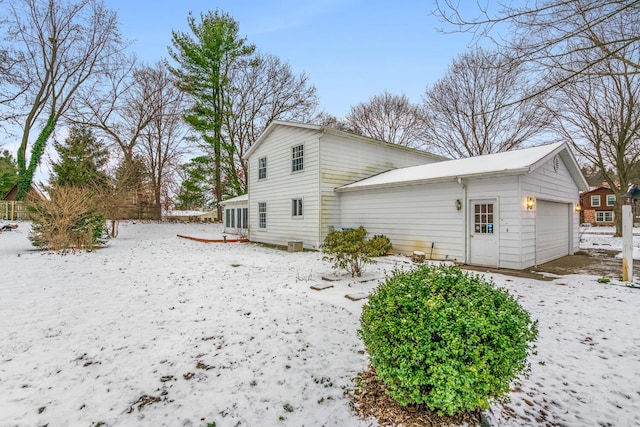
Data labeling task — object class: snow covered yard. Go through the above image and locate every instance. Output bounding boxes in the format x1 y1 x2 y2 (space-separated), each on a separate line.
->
1 222 639 426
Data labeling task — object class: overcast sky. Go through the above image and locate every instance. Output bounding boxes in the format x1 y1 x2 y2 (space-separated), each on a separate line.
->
109 0 479 117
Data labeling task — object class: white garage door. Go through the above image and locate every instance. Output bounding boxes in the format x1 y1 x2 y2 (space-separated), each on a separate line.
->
536 201 570 265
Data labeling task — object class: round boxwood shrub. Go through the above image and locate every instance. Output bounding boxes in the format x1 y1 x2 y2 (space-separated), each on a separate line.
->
359 264 538 416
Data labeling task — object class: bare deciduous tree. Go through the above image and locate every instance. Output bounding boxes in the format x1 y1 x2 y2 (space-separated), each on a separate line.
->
550 42 640 236
0 46 29 128
344 91 428 149
71 57 162 168
225 53 318 194
434 0 640 94
1 0 123 199
135 63 189 220
422 48 550 158
311 112 354 133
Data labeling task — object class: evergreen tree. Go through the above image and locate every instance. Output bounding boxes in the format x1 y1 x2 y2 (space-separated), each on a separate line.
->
0 149 19 197
175 156 214 210
168 9 255 219
50 127 109 188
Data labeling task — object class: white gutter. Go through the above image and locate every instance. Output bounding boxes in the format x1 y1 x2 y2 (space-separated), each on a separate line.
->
335 167 531 193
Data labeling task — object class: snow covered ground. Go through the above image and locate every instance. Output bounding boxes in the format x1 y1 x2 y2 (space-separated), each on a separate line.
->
0 222 639 427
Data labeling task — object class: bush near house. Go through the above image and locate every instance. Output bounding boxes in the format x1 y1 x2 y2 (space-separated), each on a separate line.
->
321 226 392 277
359 264 538 416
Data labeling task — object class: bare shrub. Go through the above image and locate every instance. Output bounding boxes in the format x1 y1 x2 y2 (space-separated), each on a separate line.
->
29 185 107 251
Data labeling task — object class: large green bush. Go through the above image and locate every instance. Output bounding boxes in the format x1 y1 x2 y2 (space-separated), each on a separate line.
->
359 264 538 416
321 226 392 277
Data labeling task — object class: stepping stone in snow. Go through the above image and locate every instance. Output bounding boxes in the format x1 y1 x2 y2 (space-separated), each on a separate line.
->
345 293 368 301
310 283 334 291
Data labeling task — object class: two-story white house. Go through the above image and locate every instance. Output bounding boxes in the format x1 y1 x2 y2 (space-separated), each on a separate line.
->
238 120 445 250
225 120 588 270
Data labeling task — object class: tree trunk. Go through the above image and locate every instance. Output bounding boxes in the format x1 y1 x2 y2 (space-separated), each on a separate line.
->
17 114 57 200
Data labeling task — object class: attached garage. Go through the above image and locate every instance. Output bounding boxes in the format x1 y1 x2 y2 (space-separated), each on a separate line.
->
536 201 570 265
337 143 589 270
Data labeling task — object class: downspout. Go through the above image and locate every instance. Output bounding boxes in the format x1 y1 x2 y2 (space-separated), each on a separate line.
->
318 130 325 249
457 177 467 264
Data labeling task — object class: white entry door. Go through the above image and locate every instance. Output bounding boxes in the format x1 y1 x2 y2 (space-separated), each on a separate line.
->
469 199 498 267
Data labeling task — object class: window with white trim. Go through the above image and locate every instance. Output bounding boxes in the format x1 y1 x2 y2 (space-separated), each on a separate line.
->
225 209 231 228
242 208 248 229
258 157 267 180
292 144 304 172
258 202 267 229
596 211 613 222
606 194 616 206
591 195 601 207
292 198 303 217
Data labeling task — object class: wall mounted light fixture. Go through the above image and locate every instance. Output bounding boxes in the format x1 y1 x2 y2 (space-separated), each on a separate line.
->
526 197 535 210
455 199 462 211
574 203 582 213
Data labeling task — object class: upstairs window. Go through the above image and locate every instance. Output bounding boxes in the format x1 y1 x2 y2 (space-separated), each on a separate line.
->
606 194 616 206
292 144 304 172
258 157 267 180
292 198 303 217
591 195 601 207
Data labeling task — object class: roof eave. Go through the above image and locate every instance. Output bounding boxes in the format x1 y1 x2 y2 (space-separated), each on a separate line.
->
335 168 531 193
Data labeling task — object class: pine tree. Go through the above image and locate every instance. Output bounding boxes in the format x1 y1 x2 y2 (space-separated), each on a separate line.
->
168 10 255 219
50 127 109 188
0 150 19 197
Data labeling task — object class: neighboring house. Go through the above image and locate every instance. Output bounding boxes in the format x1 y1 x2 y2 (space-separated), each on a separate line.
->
579 186 616 226
2 182 47 202
243 120 588 269
243 121 445 250
1 182 47 221
221 194 248 233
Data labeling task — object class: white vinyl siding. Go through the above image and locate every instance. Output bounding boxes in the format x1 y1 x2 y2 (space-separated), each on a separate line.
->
521 154 580 268
247 126 320 248
246 124 437 249
318 132 442 243
339 181 465 260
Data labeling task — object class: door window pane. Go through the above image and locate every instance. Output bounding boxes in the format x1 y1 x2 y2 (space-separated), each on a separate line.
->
474 203 494 234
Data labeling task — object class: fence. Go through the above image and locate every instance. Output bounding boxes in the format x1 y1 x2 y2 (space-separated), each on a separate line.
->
0 201 161 221
0 201 31 221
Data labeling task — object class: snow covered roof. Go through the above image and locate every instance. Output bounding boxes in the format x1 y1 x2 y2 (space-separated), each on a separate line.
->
220 194 248 205
337 142 588 192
